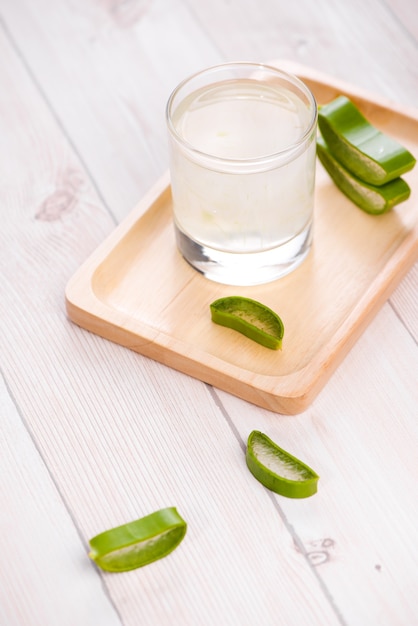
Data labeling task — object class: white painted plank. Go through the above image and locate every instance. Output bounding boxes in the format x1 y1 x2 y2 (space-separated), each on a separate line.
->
384 0 418 40
2 0 416 225
184 0 418 106
216 303 418 625
390 261 418 341
0 0 417 624
1 349 344 624
0 10 342 626
1 234 344 623
0 0 223 220
0 375 122 626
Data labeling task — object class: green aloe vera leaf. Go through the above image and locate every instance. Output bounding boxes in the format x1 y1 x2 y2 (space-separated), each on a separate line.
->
210 296 284 350
318 95 416 185
317 136 411 214
88 507 187 572
246 431 319 498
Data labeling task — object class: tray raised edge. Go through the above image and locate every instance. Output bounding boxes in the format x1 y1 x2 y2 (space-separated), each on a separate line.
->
65 62 418 415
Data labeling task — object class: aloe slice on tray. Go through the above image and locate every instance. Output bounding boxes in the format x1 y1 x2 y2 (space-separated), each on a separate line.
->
318 95 416 186
317 136 411 214
210 296 284 350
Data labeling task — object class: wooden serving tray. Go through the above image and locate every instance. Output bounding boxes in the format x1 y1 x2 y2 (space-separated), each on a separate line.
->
65 62 418 415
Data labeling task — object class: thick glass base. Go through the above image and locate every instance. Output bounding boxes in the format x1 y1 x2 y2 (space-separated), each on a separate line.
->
175 222 313 286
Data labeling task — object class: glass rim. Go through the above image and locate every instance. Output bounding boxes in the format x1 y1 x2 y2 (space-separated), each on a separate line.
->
166 61 318 166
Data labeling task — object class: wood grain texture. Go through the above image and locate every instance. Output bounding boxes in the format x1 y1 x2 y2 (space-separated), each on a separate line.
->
0 8 341 625
0 378 122 626
390 262 418 341
383 0 418 40
65 64 418 413
217 304 418 625
0 0 222 219
184 0 418 106
1 0 418 624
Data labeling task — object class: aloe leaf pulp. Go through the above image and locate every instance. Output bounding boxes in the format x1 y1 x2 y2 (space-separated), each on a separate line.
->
317 136 411 214
246 431 319 498
318 95 416 186
88 507 187 572
210 296 284 350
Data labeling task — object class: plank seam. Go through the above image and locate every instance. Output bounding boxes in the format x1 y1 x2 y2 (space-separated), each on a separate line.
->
388 299 418 346
0 13 119 227
207 383 348 626
0 365 124 626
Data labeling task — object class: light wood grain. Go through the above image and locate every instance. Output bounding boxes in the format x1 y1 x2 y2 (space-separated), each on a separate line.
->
0 377 122 626
1 0 418 624
0 9 343 625
0 0 222 219
184 0 418 107
66 64 418 414
217 304 418 625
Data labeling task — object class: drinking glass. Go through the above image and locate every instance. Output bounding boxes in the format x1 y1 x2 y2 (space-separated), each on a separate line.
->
166 62 318 285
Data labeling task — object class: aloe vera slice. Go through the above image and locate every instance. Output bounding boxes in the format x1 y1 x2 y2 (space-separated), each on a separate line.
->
246 431 319 498
88 507 187 572
317 136 411 214
318 95 416 185
210 296 284 350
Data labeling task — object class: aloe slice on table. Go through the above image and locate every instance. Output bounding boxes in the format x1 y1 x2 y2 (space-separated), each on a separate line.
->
246 431 319 498
88 507 187 572
317 136 411 214
318 95 416 185
210 296 284 350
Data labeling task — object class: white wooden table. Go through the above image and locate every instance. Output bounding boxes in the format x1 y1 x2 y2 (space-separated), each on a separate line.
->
1 1 417 625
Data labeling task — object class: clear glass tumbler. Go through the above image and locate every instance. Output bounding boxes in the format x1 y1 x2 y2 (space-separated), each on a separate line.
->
166 62 318 286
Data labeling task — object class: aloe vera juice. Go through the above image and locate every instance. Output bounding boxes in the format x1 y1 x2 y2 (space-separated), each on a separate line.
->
169 79 316 253
167 64 317 284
